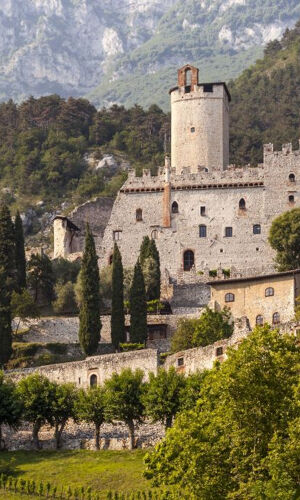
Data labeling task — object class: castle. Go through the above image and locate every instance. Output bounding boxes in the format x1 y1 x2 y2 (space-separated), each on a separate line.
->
54 64 300 292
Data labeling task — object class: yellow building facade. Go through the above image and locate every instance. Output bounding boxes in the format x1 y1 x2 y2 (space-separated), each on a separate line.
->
209 270 300 328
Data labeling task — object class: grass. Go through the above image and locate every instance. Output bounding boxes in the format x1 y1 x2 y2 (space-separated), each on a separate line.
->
0 450 155 499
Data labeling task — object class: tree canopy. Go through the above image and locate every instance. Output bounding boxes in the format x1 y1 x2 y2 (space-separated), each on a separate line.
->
269 208 300 270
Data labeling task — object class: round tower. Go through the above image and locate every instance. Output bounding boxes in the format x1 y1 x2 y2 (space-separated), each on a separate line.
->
170 64 231 174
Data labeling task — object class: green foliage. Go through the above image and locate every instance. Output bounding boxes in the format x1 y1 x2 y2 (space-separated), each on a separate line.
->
179 371 208 411
75 386 106 450
144 326 299 498
143 368 185 429
52 383 77 449
0 203 15 290
52 258 81 285
27 253 55 304
11 289 39 333
130 261 147 344
78 225 101 356
53 281 78 314
111 243 125 350
17 373 56 449
14 210 26 290
120 343 144 352
0 372 22 449
146 300 164 314
268 208 300 270
0 267 12 366
139 237 161 301
104 369 145 449
171 307 233 353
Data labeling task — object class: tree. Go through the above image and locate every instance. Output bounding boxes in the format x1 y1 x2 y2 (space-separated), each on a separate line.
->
27 253 55 304
0 203 15 290
143 368 185 429
0 372 23 449
51 383 77 449
111 244 125 350
139 237 161 301
78 224 101 356
171 317 200 353
147 239 160 300
75 386 106 450
144 326 299 498
14 210 26 290
0 267 12 366
104 369 144 449
11 289 39 334
139 236 151 265
269 208 300 270
53 281 78 314
52 258 80 285
17 374 56 449
179 371 208 411
129 261 147 344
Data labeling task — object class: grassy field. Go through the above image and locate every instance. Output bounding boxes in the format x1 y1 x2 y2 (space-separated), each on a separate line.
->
0 449 157 499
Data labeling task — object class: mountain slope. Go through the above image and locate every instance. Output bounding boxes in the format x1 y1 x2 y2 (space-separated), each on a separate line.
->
0 0 300 109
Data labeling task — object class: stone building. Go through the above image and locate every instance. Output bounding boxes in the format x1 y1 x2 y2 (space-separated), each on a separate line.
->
208 269 300 329
54 64 300 291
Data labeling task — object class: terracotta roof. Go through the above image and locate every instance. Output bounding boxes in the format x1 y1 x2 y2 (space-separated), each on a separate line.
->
53 215 80 232
207 269 300 286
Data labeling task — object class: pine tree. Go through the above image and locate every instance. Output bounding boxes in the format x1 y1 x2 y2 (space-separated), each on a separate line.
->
78 224 101 355
148 239 161 300
129 260 147 344
111 243 125 350
0 267 12 366
14 211 26 290
0 203 15 289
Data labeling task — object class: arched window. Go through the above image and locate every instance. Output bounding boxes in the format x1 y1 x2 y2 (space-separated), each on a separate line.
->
289 195 295 204
265 287 274 297
185 68 192 86
199 225 207 238
239 198 246 210
90 374 97 387
256 315 264 326
172 201 179 214
225 293 235 303
289 173 295 182
253 224 261 234
151 229 158 240
183 250 194 271
273 312 280 325
136 208 143 221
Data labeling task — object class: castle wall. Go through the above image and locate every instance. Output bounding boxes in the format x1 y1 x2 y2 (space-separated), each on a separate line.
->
171 84 229 173
7 349 159 388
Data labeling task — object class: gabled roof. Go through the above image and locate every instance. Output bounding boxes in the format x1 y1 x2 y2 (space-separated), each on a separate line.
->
207 269 300 286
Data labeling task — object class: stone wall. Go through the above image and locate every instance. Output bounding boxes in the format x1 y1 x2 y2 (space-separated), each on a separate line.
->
7 349 159 388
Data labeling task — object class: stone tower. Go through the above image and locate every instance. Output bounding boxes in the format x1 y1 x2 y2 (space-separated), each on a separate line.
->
170 64 231 174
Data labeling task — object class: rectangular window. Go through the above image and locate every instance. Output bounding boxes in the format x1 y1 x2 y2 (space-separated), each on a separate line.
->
199 225 207 238
225 227 233 237
177 357 184 367
216 347 223 357
203 84 213 93
113 230 122 241
200 206 206 216
253 224 261 235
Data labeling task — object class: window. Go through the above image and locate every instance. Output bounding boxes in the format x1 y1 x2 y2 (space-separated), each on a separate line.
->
136 208 143 221
199 225 207 238
200 206 206 216
273 312 280 325
185 68 192 85
225 293 235 303
177 357 184 367
172 201 179 214
289 195 295 203
78 377 81 385
289 173 295 182
216 347 223 357
256 315 264 326
90 374 97 387
239 198 246 210
265 287 274 297
109 254 113 265
225 227 233 237
203 84 213 92
151 229 158 240
191 127 195 133
253 224 261 235
183 250 194 271
113 230 122 241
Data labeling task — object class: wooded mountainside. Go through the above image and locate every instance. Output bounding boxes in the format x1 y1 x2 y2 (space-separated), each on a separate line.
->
0 21 299 211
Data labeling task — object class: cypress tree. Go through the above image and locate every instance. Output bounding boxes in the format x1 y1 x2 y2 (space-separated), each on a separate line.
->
14 211 27 290
148 239 161 300
0 267 12 366
79 224 101 355
0 203 15 289
129 260 147 344
111 243 125 350
139 236 151 265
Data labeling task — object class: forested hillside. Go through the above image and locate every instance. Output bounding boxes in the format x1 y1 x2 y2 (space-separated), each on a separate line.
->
0 21 299 224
